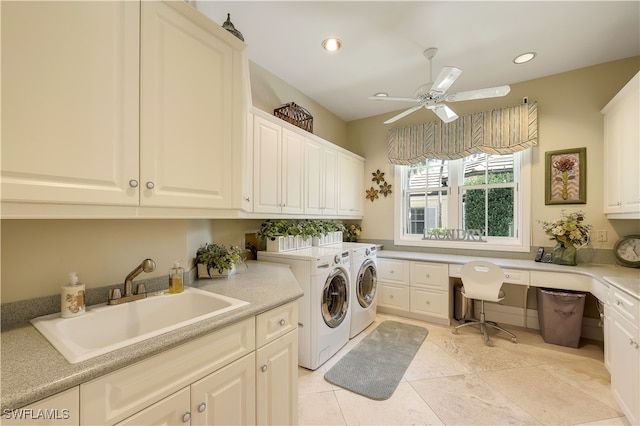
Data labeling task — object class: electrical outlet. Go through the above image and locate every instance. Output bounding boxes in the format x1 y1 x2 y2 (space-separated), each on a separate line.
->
597 230 607 242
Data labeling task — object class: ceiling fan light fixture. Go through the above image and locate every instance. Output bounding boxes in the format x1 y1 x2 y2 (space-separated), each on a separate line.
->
322 38 342 52
373 92 389 98
514 52 536 64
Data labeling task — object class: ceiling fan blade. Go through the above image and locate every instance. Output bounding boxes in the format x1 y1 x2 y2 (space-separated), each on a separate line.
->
430 66 462 93
368 96 421 102
445 85 511 102
429 104 458 123
383 105 423 124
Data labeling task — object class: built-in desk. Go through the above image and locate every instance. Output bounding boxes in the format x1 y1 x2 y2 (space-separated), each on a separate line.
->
376 249 640 424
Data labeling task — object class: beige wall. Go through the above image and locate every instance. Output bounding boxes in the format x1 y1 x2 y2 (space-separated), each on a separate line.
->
347 57 640 249
250 61 348 148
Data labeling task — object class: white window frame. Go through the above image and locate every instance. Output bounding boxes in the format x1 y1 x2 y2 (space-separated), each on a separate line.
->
393 150 531 252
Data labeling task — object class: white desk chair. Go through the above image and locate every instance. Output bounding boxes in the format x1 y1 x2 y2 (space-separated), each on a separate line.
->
452 261 517 346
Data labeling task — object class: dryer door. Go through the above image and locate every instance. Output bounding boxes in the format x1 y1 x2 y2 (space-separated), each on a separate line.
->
321 268 349 328
357 258 377 308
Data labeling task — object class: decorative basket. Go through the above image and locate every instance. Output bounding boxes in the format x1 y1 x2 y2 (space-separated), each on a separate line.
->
274 102 313 133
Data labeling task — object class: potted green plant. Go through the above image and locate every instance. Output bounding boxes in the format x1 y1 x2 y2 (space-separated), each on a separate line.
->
196 243 244 278
257 220 295 252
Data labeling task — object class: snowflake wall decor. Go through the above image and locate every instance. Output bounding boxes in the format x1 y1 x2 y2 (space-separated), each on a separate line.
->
365 187 379 202
379 182 392 197
371 169 385 184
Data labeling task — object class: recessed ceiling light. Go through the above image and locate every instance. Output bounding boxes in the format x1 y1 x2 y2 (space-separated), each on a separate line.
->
322 38 342 52
373 92 389 98
514 52 536 64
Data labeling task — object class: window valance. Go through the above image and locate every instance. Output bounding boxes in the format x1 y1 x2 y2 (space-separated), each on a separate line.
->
387 102 538 164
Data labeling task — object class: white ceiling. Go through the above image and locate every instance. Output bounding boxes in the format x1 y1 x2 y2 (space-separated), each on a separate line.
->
195 1 639 122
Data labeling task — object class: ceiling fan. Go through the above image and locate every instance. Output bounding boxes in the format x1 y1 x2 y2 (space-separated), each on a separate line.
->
369 48 511 124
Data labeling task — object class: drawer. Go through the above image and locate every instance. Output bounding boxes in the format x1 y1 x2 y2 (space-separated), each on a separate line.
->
610 287 639 326
410 287 448 318
256 301 298 348
411 261 449 289
449 264 529 285
81 318 255 425
378 282 410 311
377 258 410 284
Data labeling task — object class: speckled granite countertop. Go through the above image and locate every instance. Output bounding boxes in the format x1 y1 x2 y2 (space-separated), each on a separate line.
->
377 250 640 299
0 261 303 411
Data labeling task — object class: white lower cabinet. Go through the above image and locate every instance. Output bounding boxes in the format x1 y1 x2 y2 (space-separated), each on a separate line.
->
76 301 298 426
190 354 256 426
377 259 451 324
377 258 410 312
256 329 298 425
410 262 450 323
608 288 639 424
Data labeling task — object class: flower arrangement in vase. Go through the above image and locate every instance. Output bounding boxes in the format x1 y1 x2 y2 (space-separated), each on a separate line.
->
344 223 362 242
539 211 592 265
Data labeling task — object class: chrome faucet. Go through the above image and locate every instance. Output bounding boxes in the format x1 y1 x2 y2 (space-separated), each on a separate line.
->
108 258 156 305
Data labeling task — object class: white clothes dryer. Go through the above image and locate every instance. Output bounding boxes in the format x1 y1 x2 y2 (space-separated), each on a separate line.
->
258 246 351 370
342 243 378 338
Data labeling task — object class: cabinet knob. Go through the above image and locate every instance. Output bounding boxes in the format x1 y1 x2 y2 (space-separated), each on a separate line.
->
146 181 155 189
261 364 268 372
390 270 394 274
425 300 430 305
425 274 430 278
129 179 139 188
389 295 394 299
616 299 623 306
198 402 206 413
244 196 250 202
505 274 510 279
182 412 191 423
279 319 286 326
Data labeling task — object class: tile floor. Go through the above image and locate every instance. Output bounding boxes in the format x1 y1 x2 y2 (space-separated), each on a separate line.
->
298 313 630 426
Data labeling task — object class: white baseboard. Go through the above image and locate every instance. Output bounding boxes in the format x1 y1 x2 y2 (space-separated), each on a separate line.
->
479 301 604 342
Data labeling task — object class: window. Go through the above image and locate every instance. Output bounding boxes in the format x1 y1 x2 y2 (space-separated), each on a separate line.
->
395 151 531 252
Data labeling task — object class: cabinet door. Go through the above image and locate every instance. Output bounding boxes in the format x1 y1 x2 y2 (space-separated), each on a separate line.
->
191 353 256 426
337 153 364 216
256 329 298 426
253 116 283 214
140 1 245 209
1 1 139 206
281 129 305 214
116 388 190 426
603 73 640 217
2 387 79 426
609 309 640 425
305 141 337 216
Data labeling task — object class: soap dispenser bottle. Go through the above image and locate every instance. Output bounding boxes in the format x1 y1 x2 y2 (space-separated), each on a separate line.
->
169 261 184 294
61 272 86 318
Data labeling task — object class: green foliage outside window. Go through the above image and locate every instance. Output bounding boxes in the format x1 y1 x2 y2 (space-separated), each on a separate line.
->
463 172 514 237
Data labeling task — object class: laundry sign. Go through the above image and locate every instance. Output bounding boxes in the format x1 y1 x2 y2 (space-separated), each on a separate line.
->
423 228 486 242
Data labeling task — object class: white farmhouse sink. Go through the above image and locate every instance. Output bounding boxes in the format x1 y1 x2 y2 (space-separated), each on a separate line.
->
31 287 248 364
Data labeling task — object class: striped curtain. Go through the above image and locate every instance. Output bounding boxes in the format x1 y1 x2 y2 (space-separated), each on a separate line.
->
388 102 538 164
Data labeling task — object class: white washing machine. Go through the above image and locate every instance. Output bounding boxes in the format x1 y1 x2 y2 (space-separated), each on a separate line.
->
342 243 378 338
258 246 351 370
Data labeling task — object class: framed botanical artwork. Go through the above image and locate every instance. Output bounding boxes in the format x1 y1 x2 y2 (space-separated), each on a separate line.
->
545 147 587 204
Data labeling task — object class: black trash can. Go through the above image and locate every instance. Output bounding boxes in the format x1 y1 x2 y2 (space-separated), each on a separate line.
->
537 288 586 348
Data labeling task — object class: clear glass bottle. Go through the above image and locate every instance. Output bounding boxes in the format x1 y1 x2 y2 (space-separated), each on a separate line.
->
169 261 184 294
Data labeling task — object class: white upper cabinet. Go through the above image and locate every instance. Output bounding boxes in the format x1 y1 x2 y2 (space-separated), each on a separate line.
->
602 72 640 219
305 139 337 216
140 1 247 210
1 1 250 216
252 115 305 215
1 1 140 207
337 152 364 217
